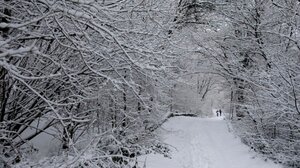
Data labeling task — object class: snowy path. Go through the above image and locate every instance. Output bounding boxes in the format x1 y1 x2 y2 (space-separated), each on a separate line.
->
141 117 282 168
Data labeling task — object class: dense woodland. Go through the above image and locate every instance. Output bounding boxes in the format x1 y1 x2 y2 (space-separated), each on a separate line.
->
1 0 300 167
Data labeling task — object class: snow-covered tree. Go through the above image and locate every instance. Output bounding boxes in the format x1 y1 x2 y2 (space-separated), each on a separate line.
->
0 0 179 167
211 0 300 166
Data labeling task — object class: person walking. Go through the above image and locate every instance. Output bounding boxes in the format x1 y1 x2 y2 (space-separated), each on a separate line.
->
216 110 219 117
219 109 222 116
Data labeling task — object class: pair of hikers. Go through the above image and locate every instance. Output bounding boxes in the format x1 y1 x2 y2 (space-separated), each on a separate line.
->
216 109 222 117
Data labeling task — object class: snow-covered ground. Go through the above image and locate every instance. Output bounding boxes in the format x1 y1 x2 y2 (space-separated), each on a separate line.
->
140 116 282 168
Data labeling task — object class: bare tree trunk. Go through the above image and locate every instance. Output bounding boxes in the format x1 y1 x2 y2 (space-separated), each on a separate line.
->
230 89 234 119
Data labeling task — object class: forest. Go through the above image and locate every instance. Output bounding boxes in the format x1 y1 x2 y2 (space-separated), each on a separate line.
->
0 0 300 167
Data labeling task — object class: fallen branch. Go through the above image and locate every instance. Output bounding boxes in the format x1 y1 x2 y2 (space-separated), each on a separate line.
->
168 112 198 118
148 112 198 132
